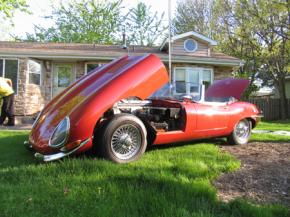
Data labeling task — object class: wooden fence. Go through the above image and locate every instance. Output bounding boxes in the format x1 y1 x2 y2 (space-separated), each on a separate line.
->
247 98 290 121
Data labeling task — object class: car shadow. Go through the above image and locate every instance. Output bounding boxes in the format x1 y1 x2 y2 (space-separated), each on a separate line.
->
147 138 227 152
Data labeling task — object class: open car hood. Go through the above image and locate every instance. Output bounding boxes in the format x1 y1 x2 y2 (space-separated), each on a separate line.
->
205 78 250 100
30 54 169 153
41 53 169 122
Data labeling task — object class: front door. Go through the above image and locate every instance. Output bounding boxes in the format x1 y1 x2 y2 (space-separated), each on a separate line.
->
53 64 75 97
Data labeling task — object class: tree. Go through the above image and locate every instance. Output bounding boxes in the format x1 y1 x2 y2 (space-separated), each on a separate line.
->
212 0 263 99
174 0 260 98
0 0 28 19
173 0 215 37
214 0 289 118
174 0 261 74
123 2 166 46
25 0 122 44
174 0 289 118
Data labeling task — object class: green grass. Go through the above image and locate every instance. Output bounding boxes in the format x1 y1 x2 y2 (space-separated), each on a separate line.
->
0 131 288 217
251 133 290 142
256 120 290 131
252 120 290 142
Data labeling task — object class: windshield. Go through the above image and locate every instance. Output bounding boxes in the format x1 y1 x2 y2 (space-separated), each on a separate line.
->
150 82 202 101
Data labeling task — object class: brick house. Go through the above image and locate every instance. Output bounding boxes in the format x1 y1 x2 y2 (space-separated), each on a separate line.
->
0 31 242 122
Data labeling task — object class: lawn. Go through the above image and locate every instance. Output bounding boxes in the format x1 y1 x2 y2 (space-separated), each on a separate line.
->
250 120 290 142
1 130 289 217
251 133 290 142
256 120 290 131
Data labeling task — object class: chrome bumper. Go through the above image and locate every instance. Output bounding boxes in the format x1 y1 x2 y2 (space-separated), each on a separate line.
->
29 138 90 162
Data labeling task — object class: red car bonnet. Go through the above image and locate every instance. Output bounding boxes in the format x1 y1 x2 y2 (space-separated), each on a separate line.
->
30 54 168 153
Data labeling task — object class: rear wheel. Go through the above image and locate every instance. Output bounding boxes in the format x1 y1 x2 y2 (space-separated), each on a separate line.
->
99 114 147 163
227 119 252 145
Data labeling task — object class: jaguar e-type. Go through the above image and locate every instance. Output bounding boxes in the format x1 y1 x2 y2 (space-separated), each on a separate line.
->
26 54 262 163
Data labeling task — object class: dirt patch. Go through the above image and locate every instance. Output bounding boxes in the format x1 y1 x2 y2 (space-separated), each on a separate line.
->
214 142 290 208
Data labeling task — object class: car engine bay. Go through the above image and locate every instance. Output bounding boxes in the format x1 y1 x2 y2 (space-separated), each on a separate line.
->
111 99 184 132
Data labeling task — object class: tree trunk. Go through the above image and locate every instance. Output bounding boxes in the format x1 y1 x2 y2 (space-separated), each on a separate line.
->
276 78 288 119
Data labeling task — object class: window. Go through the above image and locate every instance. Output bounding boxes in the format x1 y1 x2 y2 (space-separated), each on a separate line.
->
28 60 41 85
173 67 213 95
184 39 198 52
85 62 104 74
202 69 212 89
57 65 72 87
175 68 186 93
0 58 18 94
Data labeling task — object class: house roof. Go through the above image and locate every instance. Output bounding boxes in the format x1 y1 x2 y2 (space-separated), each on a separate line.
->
0 41 242 67
160 31 218 51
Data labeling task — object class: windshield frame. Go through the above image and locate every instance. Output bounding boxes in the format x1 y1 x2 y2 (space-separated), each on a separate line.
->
149 83 203 102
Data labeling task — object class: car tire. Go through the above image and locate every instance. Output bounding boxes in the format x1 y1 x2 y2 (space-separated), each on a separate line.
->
99 114 147 163
227 119 252 145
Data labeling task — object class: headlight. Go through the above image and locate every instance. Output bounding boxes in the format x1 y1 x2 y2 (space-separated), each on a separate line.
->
49 117 70 148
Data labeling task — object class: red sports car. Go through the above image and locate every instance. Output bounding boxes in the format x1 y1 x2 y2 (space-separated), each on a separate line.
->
26 54 262 163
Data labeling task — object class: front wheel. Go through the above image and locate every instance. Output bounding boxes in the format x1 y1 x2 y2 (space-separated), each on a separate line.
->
99 114 147 163
227 119 252 145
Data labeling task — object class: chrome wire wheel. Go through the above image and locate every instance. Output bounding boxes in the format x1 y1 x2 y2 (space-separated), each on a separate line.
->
233 119 251 144
110 124 142 160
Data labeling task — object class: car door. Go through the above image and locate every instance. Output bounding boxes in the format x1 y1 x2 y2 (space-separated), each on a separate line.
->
194 102 230 136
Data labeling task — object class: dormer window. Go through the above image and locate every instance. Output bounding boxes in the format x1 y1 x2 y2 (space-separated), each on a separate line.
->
184 39 198 52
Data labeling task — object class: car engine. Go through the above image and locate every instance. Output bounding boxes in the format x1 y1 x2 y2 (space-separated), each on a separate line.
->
112 99 184 132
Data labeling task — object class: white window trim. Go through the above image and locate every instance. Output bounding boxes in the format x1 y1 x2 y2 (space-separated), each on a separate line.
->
27 59 42 86
173 67 214 94
84 62 106 75
184 39 198 53
0 58 19 95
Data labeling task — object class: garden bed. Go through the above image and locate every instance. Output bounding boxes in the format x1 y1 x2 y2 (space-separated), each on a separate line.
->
215 141 290 209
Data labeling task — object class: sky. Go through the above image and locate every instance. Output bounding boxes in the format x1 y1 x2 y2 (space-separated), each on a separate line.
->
1 0 177 40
